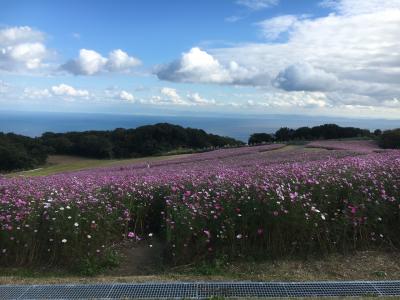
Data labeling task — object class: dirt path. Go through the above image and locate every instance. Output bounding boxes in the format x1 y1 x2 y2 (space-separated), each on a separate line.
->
106 240 165 276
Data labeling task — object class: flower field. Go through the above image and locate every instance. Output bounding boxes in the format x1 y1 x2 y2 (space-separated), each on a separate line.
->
306 140 382 153
1 141 400 269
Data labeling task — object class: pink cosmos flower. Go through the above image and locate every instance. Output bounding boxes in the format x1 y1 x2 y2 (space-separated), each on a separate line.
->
203 230 211 238
348 205 357 214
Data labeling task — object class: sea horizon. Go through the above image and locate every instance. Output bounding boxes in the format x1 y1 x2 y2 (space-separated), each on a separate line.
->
1 110 399 142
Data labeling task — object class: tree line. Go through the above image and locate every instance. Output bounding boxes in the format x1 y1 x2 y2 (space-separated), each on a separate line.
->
0 132 47 172
249 124 400 148
0 123 243 172
1 123 399 173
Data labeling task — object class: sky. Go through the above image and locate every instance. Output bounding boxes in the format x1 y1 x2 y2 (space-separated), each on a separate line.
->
1 0 400 119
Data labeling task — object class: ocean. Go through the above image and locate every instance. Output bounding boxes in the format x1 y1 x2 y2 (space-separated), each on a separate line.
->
0 110 399 142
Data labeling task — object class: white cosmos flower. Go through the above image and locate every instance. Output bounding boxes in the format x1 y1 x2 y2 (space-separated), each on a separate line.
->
61 239 67 243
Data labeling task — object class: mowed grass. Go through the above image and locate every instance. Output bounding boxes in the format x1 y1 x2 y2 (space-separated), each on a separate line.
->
10 153 191 177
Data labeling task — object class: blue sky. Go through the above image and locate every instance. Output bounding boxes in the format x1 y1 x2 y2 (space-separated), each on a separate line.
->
1 0 400 118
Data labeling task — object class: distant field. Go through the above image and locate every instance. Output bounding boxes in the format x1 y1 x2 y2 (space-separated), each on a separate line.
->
11 153 192 177
7 140 379 177
11 145 289 177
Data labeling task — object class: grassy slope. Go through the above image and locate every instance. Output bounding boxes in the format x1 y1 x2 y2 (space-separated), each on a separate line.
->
10 153 191 177
1 250 399 285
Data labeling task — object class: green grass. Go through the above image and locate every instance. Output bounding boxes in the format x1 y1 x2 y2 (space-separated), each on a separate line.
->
10 153 191 177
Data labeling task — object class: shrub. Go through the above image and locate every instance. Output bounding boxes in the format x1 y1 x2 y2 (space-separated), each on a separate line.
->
248 133 273 145
379 129 400 149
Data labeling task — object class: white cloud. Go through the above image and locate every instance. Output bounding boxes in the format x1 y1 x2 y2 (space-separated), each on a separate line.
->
23 87 52 99
156 47 230 84
61 49 106 75
118 90 135 102
320 0 400 15
236 0 279 10
0 26 44 46
160 87 188 105
61 48 141 75
257 15 300 40
51 84 89 97
383 98 400 108
106 49 141 72
156 47 269 85
250 91 329 108
0 26 51 72
204 1 400 109
187 93 216 105
274 63 339 91
146 87 218 106
0 80 9 93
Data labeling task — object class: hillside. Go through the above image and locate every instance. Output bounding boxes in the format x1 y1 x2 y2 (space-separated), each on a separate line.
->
0 123 243 172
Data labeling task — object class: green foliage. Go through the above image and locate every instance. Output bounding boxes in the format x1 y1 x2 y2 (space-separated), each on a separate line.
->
253 123 373 142
275 127 295 141
40 123 243 159
75 249 121 276
1 123 244 172
248 133 273 145
379 128 400 149
0 133 48 172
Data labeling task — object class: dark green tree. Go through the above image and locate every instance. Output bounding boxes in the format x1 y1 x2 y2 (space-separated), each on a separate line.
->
248 133 273 144
275 127 295 141
379 129 400 149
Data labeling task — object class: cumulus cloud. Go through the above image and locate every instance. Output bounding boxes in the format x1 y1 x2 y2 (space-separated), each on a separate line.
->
61 49 106 75
0 26 51 72
236 0 279 10
51 84 89 97
0 26 45 46
61 48 141 75
106 49 141 72
148 87 218 106
157 48 230 84
187 93 216 105
274 63 339 91
203 0 400 109
160 87 188 105
118 90 135 102
21 84 90 101
156 47 268 85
